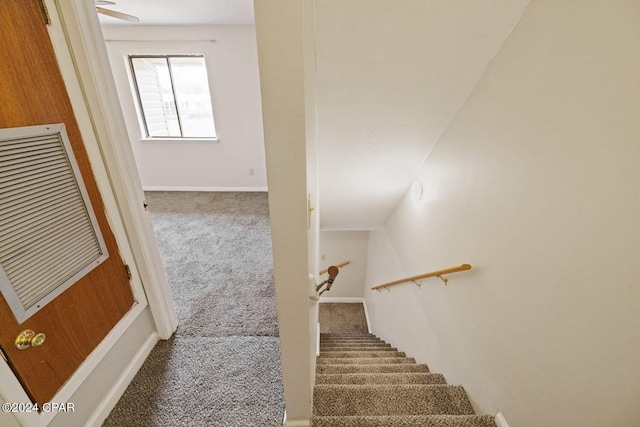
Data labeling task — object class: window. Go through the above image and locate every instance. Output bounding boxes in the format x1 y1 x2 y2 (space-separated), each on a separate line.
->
129 55 217 139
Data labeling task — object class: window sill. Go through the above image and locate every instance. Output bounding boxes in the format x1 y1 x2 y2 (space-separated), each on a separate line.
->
139 137 220 144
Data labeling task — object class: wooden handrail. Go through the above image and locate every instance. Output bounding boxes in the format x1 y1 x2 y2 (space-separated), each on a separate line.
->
371 264 471 291
319 261 350 275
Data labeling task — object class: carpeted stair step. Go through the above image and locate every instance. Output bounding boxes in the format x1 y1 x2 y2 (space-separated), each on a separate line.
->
317 357 416 365
315 318 492 425
320 342 388 348
319 350 406 358
316 372 446 385
320 334 382 339
313 384 475 416
316 363 431 374
320 339 388 345
320 333 377 336
320 337 377 340
312 414 497 427
320 342 392 349
319 346 396 352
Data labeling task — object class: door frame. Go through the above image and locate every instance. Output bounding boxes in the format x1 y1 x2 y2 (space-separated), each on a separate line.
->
0 1 177 425
52 0 177 338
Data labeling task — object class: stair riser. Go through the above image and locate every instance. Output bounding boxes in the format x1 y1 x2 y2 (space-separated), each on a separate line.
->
316 373 446 385
311 415 497 427
314 332 484 425
319 338 377 341
317 358 416 365
320 344 398 351
316 364 430 374
313 385 474 416
320 343 391 347
319 351 406 358
320 340 388 346
320 333 375 336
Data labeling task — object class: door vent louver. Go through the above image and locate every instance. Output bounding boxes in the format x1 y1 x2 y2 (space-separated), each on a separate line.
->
0 124 108 324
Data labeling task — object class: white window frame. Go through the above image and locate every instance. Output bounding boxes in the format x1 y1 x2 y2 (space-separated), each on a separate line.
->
128 54 219 142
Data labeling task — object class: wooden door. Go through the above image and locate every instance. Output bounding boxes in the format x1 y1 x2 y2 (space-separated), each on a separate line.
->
0 0 135 405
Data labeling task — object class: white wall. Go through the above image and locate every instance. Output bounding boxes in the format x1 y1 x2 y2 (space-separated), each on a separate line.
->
254 1 314 424
50 310 156 427
364 1 640 426
102 25 268 191
319 231 369 298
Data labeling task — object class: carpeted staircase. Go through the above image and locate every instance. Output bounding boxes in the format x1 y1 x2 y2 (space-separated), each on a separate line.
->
313 332 496 427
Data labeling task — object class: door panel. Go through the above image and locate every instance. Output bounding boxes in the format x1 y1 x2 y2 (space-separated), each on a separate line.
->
0 0 135 405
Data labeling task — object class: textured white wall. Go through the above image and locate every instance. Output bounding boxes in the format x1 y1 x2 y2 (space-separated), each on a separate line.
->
364 1 640 426
254 1 314 423
319 231 369 298
102 25 267 190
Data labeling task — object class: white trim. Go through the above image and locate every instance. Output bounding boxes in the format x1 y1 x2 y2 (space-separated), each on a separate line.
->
85 332 158 427
0 357 39 426
0 3 173 426
495 412 511 427
2 305 145 427
143 186 269 192
320 226 384 231
105 39 217 43
362 300 372 334
283 419 311 427
0 3 161 426
140 137 220 144
42 306 146 425
54 0 178 339
282 410 312 427
47 0 148 306
318 297 364 303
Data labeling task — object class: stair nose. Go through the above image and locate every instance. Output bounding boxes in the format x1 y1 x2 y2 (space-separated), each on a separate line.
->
316 373 446 385
313 384 475 417
319 346 396 352
316 363 431 374
317 357 416 365
312 414 497 427
320 342 392 348
319 351 406 358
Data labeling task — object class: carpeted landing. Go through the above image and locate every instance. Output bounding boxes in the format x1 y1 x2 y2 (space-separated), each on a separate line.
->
313 332 496 427
103 192 284 426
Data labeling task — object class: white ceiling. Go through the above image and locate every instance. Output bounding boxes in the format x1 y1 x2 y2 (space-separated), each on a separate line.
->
99 0 529 230
96 0 255 25
315 0 529 229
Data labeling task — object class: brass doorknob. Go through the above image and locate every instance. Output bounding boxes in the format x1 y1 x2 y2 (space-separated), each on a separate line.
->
15 330 46 350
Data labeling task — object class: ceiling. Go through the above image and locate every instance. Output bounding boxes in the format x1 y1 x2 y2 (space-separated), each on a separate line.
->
98 0 529 230
314 0 529 229
96 0 255 25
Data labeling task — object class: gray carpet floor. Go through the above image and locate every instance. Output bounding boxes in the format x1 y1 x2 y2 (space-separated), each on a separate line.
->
319 303 368 334
103 192 284 427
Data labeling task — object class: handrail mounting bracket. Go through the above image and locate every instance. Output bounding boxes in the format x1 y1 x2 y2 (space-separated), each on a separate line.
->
437 275 448 285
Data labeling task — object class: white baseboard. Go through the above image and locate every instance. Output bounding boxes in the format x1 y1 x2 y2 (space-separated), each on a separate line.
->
283 420 311 426
318 297 364 303
362 300 372 333
143 186 268 192
283 411 311 427
86 332 159 427
495 412 510 427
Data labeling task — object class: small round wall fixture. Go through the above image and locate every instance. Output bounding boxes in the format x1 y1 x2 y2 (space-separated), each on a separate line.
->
409 181 423 201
